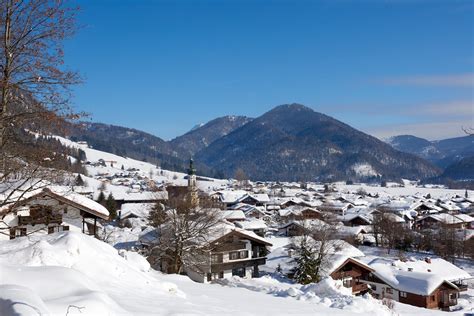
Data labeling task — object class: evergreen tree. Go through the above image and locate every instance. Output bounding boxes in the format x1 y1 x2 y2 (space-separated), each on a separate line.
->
121 165 125 170
465 189 468 198
105 193 117 219
75 174 85 186
291 237 319 284
97 191 106 205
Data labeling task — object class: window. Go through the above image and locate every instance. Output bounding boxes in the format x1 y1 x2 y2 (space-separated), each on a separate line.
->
211 254 223 264
342 277 352 288
371 285 377 291
229 250 248 261
431 295 435 302
400 291 407 298
48 226 55 234
62 225 70 231
229 252 239 260
385 288 393 294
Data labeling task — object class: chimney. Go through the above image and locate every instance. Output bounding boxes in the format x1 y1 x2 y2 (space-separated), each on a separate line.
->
425 257 431 264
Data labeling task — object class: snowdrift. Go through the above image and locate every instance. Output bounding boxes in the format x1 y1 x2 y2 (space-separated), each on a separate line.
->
0 232 178 315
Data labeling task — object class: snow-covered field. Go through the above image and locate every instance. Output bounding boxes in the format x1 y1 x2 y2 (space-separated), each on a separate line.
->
2 232 470 315
0 232 391 316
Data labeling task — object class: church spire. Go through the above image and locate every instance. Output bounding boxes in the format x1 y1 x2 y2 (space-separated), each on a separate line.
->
188 157 196 176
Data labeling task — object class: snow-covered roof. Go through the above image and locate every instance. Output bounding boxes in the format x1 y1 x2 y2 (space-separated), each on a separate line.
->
1 187 109 219
366 257 471 296
120 203 155 219
234 219 268 231
221 210 246 221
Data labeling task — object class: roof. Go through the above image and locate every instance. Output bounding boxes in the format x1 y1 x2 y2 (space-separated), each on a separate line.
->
210 225 273 247
120 203 155 219
234 219 268 230
2 187 109 219
221 210 246 220
367 257 471 296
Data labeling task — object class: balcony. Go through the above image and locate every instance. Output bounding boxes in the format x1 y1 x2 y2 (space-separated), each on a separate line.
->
352 283 369 294
18 214 62 226
452 282 468 292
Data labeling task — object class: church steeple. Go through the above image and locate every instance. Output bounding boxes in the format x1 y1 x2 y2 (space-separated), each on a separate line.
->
188 158 196 176
187 158 199 207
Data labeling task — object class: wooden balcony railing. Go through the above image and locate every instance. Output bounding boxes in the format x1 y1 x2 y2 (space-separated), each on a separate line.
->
18 214 62 226
352 283 369 294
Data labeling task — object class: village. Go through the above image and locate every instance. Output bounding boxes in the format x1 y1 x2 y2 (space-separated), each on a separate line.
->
1 137 473 315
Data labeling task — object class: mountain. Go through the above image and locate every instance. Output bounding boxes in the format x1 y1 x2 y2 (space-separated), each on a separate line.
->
386 135 474 168
195 104 441 182
441 156 474 181
170 115 253 156
67 122 188 172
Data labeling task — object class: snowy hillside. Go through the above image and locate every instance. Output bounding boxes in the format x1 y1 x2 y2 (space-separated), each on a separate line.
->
53 135 229 197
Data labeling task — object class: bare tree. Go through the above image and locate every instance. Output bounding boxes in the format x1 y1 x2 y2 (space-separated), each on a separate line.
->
234 167 248 188
147 196 222 274
0 0 81 208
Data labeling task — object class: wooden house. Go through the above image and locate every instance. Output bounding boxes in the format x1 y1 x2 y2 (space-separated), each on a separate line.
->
0 188 109 240
330 258 374 295
185 229 272 283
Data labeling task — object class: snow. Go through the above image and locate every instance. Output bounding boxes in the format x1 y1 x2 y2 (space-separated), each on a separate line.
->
0 231 401 316
351 163 379 177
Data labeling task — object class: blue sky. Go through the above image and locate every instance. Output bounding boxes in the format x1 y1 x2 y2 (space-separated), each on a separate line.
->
65 0 473 140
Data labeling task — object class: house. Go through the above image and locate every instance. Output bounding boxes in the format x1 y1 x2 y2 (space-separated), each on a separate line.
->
340 213 373 227
330 258 374 295
277 219 327 237
0 188 109 240
360 257 471 310
186 228 272 283
278 205 322 222
221 210 246 222
234 219 268 237
415 213 472 230
119 202 155 220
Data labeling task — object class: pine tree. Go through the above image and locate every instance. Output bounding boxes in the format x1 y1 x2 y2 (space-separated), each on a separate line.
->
121 165 125 170
75 174 85 186
465 189 468 198
97 191 106 205
105 193 117 219
291 237 320 284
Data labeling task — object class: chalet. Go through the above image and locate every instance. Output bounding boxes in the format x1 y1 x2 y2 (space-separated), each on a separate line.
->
221 210 246 222
340 213 373 227
229 203 270 222
278 205 322 222
318 200 352 215
330 258 374 295
360 257 471 310
415 213 473 230
185 228 272 283
277 219 327 237
234 219 268 237
119 202 155 221
0 188 109 240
